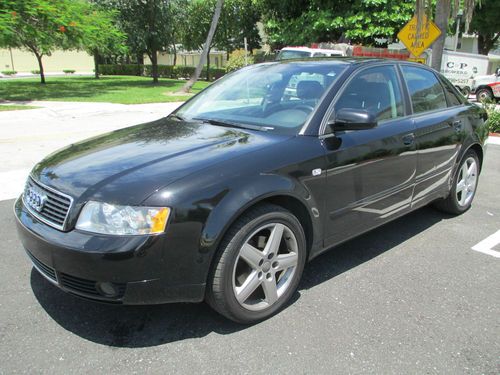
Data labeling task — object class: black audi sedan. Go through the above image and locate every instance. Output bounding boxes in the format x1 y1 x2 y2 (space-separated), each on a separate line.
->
15 59 488 323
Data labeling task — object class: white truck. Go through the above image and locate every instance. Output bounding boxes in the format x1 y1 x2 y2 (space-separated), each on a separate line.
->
438 50 490 97
276 47 345 60
470 68 500 101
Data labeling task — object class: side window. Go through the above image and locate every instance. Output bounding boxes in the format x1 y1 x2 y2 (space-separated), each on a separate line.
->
439 76 464 107
401 66 447 113
334 65 404 121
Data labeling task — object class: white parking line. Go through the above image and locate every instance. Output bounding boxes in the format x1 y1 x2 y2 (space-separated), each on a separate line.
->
471 230 500 258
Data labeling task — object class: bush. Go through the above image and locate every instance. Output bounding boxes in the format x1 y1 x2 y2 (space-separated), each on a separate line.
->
174 65 196 79
225 49 254 73
63 69 75 74
483 100 500 133
487 110 500 133
144 64 175 78
1 70 17 75
100 64 143 76
31 70 40 75
253 49 276 63
100 63 225 81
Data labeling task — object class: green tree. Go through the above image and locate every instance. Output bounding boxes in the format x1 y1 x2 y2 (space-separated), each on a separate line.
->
415 0 479 70
0 0 84 83
180 0 260 80
470 0 500 55
181 0 224 93
112 0 173 83
81 6 127 79
256 0 414 49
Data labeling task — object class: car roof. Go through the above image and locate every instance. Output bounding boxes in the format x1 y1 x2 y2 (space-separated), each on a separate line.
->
256 57 436 71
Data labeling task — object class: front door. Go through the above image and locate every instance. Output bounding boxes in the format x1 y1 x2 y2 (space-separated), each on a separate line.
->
322 64 417 248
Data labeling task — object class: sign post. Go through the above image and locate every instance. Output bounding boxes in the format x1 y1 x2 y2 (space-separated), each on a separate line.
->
397 15 441 61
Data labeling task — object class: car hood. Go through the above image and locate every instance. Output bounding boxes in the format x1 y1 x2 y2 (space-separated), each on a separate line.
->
31 117 289 205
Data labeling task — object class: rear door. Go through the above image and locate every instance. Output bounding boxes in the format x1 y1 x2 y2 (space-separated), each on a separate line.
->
399 65 466 207
322 64 417 248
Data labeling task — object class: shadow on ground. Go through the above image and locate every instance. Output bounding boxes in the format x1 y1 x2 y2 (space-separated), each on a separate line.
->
31 206 451 347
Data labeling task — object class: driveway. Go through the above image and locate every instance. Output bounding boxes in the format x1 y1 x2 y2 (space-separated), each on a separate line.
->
0 101 181 200
0 145 498 374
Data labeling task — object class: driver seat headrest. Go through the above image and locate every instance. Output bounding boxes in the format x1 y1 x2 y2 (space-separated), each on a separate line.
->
296 80 324 100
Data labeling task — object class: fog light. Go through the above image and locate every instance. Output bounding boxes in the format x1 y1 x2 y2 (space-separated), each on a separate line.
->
96 281 119 297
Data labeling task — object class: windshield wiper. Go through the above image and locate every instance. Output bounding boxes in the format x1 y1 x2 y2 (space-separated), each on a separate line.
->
193 118 273 132
168 113 185 121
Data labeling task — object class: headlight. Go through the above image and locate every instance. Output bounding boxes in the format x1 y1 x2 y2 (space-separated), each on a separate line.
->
76 201 170 235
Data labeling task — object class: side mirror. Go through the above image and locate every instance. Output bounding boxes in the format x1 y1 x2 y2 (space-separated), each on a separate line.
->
328 108 377 132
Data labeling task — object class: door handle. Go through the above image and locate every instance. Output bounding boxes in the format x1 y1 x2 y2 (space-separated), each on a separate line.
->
449 120 463 132
402 133 415 146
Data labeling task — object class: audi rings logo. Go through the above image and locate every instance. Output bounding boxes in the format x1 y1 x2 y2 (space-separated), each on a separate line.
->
25 186 48 212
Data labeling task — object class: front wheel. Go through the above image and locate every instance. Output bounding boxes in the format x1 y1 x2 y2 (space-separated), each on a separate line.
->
206 204 306 324
434 150 479 214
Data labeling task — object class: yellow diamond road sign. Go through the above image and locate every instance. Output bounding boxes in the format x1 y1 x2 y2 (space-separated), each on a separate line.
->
397 15 441 57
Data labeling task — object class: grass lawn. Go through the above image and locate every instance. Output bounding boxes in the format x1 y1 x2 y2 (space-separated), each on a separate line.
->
0 76 210 104
0 105 40 111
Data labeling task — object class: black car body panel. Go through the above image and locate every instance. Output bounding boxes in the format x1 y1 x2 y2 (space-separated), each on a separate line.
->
15 59 488 304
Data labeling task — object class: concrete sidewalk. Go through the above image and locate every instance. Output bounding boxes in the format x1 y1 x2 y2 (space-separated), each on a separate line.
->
0 101 182 200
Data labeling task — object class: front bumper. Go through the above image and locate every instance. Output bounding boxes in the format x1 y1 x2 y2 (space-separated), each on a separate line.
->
14 198 206 304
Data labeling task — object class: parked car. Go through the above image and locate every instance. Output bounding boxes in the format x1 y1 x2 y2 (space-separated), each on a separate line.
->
471 67 500 101
15 59 488 324
277 46 345 60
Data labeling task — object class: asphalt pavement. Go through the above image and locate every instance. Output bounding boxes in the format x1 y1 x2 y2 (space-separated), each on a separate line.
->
0 144 498 374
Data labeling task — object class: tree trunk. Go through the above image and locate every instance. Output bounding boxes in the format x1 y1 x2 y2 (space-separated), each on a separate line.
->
34 52 45 84
181 0 224 93
431 0 450 71
151 50 159 83
206 46 211 81
478 33 499 55
94 49 100 79
172 43 177 66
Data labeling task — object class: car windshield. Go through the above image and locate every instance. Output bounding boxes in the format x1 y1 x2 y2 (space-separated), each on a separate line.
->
277 50 312 60
175 62 348 134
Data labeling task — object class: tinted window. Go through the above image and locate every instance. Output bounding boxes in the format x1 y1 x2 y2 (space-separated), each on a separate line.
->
335 65 404 121
440 76 463 107
401 66 447 113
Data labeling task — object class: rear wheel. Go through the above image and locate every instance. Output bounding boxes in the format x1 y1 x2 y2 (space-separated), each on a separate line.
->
434 150 479 214
206 204 306 324
476 88 493 102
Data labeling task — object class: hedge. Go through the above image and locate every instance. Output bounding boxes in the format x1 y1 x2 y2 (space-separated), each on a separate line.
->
100 64 225 81
99 64 143 76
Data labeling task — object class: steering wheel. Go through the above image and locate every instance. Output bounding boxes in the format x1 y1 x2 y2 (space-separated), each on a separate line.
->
294 105 315 114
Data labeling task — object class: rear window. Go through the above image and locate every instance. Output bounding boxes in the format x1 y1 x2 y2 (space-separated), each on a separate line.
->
401 66 447 114
439 76 465 107
277 50 312 60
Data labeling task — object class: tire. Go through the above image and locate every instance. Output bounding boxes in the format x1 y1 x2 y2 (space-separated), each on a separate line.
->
206 203 306 324
459 86 470 98
434 150 480 215
476 88 493 102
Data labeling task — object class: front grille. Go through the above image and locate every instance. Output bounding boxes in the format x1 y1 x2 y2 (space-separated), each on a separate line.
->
60 273 126 299
23 177 73 230
26 250 57 282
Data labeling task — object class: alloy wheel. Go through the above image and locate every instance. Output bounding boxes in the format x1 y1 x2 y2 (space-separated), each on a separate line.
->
232 222 298 311
456 156 477 207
